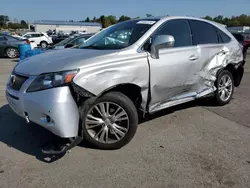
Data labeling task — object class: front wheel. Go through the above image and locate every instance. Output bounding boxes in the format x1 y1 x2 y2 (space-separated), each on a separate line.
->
80 92 138 150
214 70 234 105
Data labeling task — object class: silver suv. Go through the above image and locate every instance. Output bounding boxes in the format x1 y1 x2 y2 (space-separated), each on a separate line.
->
6 16 244 152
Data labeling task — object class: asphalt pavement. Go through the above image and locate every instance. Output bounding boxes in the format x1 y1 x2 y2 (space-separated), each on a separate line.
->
0 55 249 188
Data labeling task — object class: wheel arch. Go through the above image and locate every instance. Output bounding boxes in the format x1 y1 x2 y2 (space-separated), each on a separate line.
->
98 83 143 110
71 83 143 111
4 46 19 52
40 40 48 45
217 62 244 87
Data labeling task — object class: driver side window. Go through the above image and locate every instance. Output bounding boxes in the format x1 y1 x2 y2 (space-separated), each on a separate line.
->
152 20 192 48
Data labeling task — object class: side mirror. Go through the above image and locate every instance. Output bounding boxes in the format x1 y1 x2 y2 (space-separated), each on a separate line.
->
151 35 175 59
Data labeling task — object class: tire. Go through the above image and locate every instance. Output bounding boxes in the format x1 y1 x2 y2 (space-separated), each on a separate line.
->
40 41 48 49
80 92 138 150
5 47 19 58
214 70 234 106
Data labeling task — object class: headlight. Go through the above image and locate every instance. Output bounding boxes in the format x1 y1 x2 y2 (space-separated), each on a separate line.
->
26 69 79 92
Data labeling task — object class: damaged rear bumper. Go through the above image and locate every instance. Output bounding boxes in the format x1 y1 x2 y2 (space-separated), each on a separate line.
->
233 60 245 87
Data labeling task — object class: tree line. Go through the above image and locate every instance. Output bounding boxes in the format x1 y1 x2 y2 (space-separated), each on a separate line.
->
80 15 134 28
0 15 28 29
204 14 250 27
1 14 250 30
83 14 250 28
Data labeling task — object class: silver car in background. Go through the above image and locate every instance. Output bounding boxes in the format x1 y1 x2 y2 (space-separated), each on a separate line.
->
6 16 244 153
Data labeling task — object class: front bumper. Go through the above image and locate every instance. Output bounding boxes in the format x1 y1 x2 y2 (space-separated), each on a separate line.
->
6 82 79 138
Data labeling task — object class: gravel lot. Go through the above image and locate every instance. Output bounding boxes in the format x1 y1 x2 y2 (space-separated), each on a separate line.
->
0 55 250 188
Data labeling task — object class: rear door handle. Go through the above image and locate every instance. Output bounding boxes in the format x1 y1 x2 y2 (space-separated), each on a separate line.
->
189 55 199 61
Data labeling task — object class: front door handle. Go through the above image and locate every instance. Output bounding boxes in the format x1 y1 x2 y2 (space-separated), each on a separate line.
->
189 55 199 61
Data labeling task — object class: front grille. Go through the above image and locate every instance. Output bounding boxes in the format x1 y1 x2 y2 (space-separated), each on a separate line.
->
9 73 29 91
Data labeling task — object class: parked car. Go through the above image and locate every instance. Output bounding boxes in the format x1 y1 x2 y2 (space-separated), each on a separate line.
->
51 34 93 49
11 35 37 50
0 34 31 58
231 32 249 62
22 32 53 49
241 32 250 49
6 16 244 154
52 35 69 44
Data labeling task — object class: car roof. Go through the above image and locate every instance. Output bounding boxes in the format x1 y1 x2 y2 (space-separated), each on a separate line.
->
24 32 41 34
69 34 93 39
78 34 94 37
0 34 22 40
136 16 226 28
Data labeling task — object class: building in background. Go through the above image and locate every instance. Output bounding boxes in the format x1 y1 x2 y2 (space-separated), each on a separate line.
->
29 20 102 34
227 26 250 33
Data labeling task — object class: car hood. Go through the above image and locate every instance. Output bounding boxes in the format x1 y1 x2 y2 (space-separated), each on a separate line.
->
15 49 119 75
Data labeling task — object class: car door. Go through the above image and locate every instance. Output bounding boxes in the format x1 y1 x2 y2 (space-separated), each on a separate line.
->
148 19 201 112
26 34 41 45
187 20 225 95
0 35 8 56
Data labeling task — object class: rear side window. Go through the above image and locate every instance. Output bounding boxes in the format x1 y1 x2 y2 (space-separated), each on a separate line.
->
31 34 41 37
217 29 231 43
153 20 192 47
189 20 218 45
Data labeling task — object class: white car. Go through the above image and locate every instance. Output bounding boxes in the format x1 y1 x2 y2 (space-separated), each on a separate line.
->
12 35 38 49
22 32 53 48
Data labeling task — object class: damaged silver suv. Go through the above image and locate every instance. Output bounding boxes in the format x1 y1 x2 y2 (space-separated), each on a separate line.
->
6 16 244 153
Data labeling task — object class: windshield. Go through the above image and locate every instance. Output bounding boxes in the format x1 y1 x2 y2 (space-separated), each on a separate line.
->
80 19 159 50
55 37 75 46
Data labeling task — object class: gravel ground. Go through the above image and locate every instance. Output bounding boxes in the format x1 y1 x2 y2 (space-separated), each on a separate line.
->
0 55 249 188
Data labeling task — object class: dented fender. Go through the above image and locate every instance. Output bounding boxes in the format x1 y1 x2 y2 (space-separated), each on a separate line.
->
73 50 150 110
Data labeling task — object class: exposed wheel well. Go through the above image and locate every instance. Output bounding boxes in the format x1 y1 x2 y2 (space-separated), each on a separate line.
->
223 63 244 87
101 84 142 109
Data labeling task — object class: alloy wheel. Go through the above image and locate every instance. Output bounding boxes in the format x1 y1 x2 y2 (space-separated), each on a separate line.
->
218 74 233 102
41 42 47 48
6 48 18 58
85 102 129 144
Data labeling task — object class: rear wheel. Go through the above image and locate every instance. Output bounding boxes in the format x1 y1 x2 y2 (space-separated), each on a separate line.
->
214 70 234 105
6 48 19 58
80 92 138 150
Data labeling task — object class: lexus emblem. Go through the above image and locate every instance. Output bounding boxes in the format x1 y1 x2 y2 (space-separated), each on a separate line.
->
10 75 16 86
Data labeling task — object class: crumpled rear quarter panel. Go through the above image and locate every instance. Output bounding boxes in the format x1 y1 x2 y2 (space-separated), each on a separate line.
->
196 43 243 96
